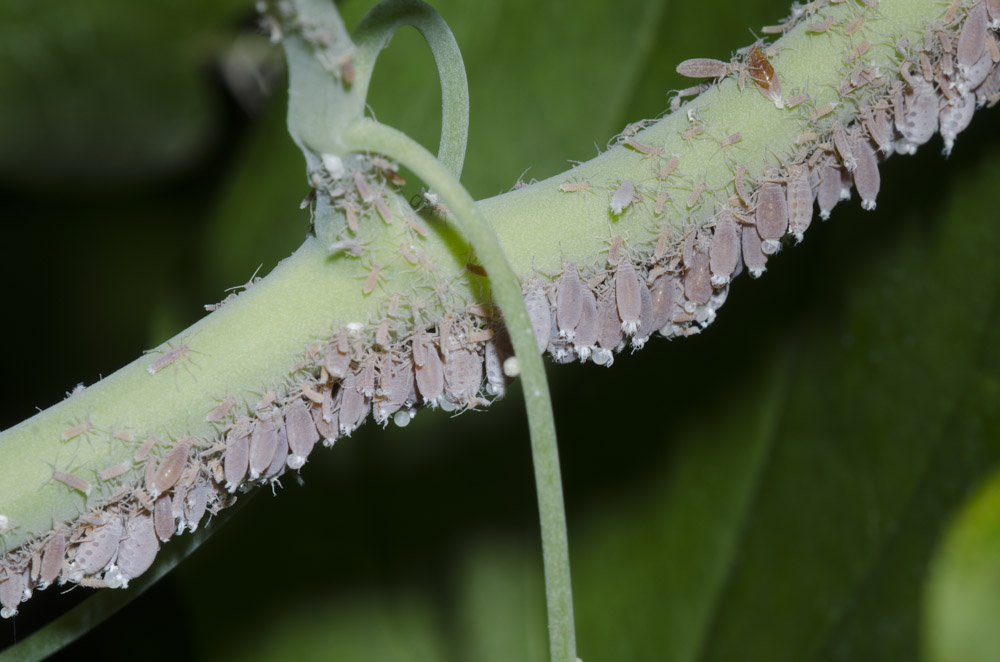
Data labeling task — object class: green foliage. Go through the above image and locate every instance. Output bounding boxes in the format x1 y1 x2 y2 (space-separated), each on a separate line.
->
3 0 1000 660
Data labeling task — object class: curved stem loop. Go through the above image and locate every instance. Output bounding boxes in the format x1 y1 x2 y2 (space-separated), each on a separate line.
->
343 117 576 662
351 0 470 178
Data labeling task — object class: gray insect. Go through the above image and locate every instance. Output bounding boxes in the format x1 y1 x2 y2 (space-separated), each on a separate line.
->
98 463 129 483
597 290 624 351
895 79 939 153
524 284 552 354
413 340 445 408
785 165 815 242
52 469 91 496
710 211 741 286
940 92 976 156
151 438 193 498
154 495 174 542
224 419 251 493
0 567 26 618
71 515 124 577
649 275 680 333
206 395 237 423
114 513 158 587
262 417 290 482
958 1 988 74
684 249 713 306
248 419 278 481
633 282 656 349
324 332 352 379
741 222 768 278
313 392 340 445
815 161 844 220
39 529 67 589
573 287 599 360
852 133 881 210
615 262 643 336
285 399 320 469
610 179 638 215
676 57 732 79
339 374 371 435
444 346 483 404
183 477 212 532
556 264 584 340
755 168 789 246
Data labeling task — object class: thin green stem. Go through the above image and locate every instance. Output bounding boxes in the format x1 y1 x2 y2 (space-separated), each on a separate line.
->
351 0 470 178
343 117 576 662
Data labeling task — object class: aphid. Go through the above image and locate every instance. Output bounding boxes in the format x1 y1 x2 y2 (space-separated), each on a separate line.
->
416 250 436 272
681 124 705 140
797 131 819 145
988 0 1000 26
653 191 669 216
844 13 866 35
748 45 782 107
848 39 871 62
608 234 624 266
375 318 392 347
71 516 123 576
610 179 638 215
676 57 732 79
895 78 939 152
718 132 743 148
649 275 679 332
734 165 752 205
556 264 584 340
374 359 415 424
686 182 707 208
98 463 129 482
785 92 809 108
755 169 789 242
524 285 552 354
761 24 790 34
413 341 445 407
633 283 656 348
958 1 988 72
39 529 67 588
0 568 26 618
154 495 174 542
615 262 643 336
114 513 158 587
374 194 393 223
944 0 961 23
184 478 211 531
656 154 680 179
371 155 405 187
360 264 383 295
806 15 835 33
262 417 289 482
832 121 856 171
625 137 665 156
918 52 934 81
710 210 741 286
345 200 360 232
816 161 843 220
959 47 995 93
444 347 483 404
741 221 768 278
206 395 237 423
684 250 713 306
62 421 92 441
862 108 892 156
851 134 880 210
134 436 158 463
357 353 377 397
404 214 429 237
559 179 591 193
483 334 512 396
809 102 837 123
52 469 91 496
247 419 278 481
147 344 190 375
284 399 319 469
152 437 192 496
597 290 624 351
352 170 374 203
111 429 134 442
940 92 976 156
940 51 955 78
573 288 599 359
988 34 999 63
324 332 352 378
786 164 815 241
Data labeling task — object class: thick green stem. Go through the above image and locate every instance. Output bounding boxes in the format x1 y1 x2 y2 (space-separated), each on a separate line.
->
351 0 470 178
343 117 576 662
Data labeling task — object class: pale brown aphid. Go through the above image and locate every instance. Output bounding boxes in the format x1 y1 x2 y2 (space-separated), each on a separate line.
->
654 191 669 215
345 200 359 233
62 421 93 441
556 264 584 340
684 250 713 306
958 1 988 73
573 288 599 359
755 169 789 245
52 469 91 496
986 35 998 64
352 169 374 203
404 214 429 237
152 437 192 497
988 0 1000 25
741 221 768 278
785 92 809 108
311 396 339 444
625 137 665 156
98 463 129 483
806 15 835 33
559 179 591 193
413 341 445 407
681 124 706 140
718 132 743 148
223 421 250 493
809 102 837 123
610 179 638 215
399 242 418 265
657 154 680 179
357 353 377 398
862 108 892 156
832 121 856 171
676 57 732 79
114 513 158 587
444 346 483 405
111 429 135 443
940 52 955 79
154 495 174 542
940 92 976 155
71 515 123 576
375 319 391 347
944 0 961 22
786 164 814 242
373 359 414 425
183 477 211 531
340 373 371 434
761 24 790 34
324 331 352 379
649 275 679 332
248 420 278 481
918 52 934 81
257 390 277 411
844 13 866 35
686 182 707 208
597 289 624 351
816 161 844 220
615 262 643 336
147 344 190 375
524 285 552 354
39 529 67 588
847 134 879 212
797 131 820 145
633 283 656 346
262 417 289 482
206 395 237 423
362 264 383 295
374 194 393 223
710 210 741 286
848 39 871 62
0 568 26 617
734 165 753 205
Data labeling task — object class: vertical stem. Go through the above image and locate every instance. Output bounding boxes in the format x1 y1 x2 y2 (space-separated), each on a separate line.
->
343 117 576 662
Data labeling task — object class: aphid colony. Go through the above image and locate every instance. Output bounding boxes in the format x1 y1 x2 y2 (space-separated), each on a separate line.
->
4 0 1000 620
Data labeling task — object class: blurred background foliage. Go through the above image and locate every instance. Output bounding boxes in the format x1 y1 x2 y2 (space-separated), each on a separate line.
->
2 0 1000 659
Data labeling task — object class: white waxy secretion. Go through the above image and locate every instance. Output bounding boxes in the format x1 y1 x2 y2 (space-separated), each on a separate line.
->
610 179 637 215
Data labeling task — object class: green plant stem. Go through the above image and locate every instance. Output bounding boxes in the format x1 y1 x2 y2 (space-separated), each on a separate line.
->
343 116 576 662
351 0 470 178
